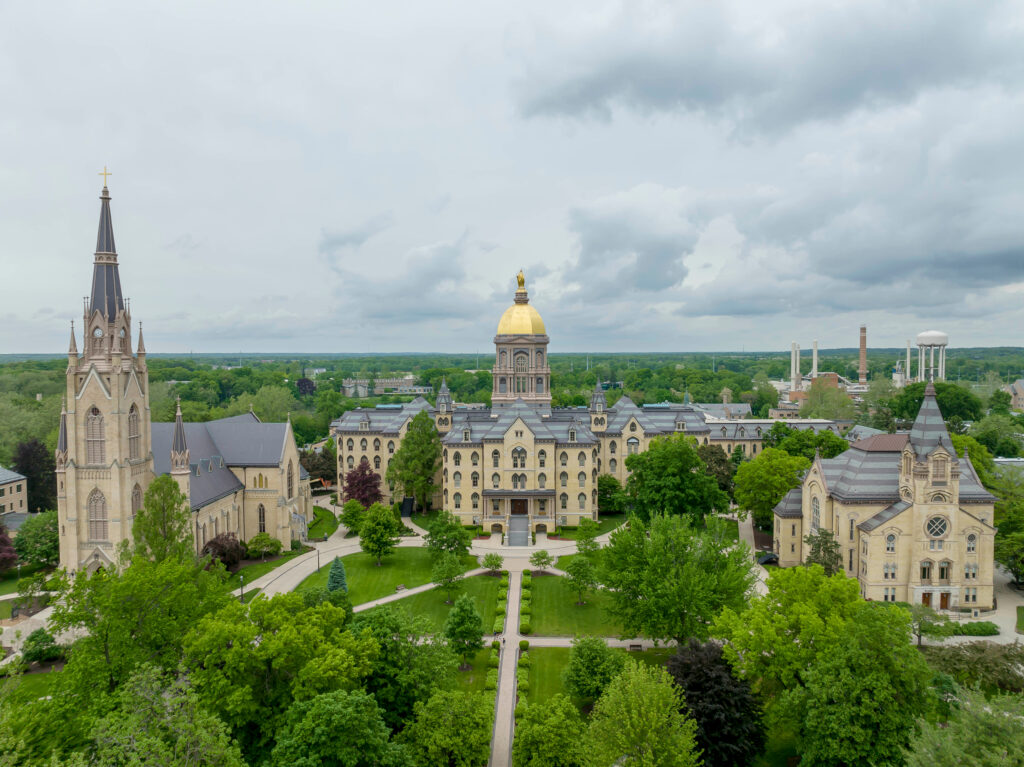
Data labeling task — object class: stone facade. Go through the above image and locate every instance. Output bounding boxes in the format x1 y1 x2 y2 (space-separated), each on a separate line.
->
0 467 27 515
774 384 996 610
55 186 310 573
334 275 841 536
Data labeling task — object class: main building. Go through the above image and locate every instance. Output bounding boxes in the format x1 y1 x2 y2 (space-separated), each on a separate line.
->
333 272 840 538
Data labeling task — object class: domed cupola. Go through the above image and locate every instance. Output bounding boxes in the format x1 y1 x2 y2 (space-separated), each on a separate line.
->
492 271 551 407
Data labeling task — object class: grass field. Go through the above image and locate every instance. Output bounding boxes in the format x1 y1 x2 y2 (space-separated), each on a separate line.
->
454 648 493 695
3 670 61 699
525 646 672 708
0 564 52 597
364 575 501 631
0 600 12 620
716 517 740 542
528 575 624 637
307 506 339 539
555 515 627 540
297 548 477 606
1018 605 1024 634
226 547 311 590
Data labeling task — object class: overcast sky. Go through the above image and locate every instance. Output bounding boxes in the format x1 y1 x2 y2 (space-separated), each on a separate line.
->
3 1 1023 354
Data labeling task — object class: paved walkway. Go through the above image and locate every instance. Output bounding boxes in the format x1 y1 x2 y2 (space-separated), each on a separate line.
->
737 514 770 596
351 568 488 613
490 569 522 767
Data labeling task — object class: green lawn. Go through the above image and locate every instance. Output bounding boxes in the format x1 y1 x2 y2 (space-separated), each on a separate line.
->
528 575 624 637
454 648 493 694
526 646 674 708
715 517 739 543
364 575 501 631
226 547 311 590
0 564 52 597
4 670 61 699
0 600 12 620
1018 606 1024 634
555 515 626 540
297 548 477 606
307 506 339 539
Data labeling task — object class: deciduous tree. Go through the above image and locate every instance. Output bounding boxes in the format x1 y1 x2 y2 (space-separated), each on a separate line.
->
562 635 625 704
799 379 856 420
343 460 383 507
581 661 701 767
401 690 492 767
601 514 755 643
271 689 402 767
733 447 810 529
624 433 729 523
596 474 626 515
341 499 366 535
529 550 554 572
667 640 764 767
360 503 399 565
132 475 194 563
385 411 441 511
564 556 598 606
891 382 983 422
246 532 282 561
904 603 956 646
12 509 58 567
201 532 244 569
696 444 735 496
574 519 600 559
905 686 1024 767
512 694 585 767
425 510 471 558
444 593 484 667
482 552 504 575
432 552 465 603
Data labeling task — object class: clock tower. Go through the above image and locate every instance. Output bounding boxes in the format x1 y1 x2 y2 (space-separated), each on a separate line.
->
56 184 155 572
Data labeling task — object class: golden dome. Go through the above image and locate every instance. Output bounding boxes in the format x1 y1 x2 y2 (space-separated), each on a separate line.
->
496 271 546 335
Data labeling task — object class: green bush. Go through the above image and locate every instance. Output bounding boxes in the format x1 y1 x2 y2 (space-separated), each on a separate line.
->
514 701 527 719
520 588 532 600
488 655 500 669
518 652 531 668
956 621 999 636
517 679 530 693
495 605 506 617
519 639 529 650
520 621 532 635
21 629 63 664
493 617 505 634
522 569 531 576
498 589 508 600
520 608 531 619
492 639 500 650
485 669 498 691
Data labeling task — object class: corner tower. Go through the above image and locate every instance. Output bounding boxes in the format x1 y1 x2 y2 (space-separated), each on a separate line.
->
57 183 155 573
492 271 551 407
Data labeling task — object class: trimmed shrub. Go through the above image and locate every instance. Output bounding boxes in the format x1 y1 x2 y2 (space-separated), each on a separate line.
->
520 588 532 600
493 617 505 634
290 538 304 551
522 569 531 576
957 621 999 636
498 589 508 600
514 701 527 720
519 639 529 650
489 654 500 669
495 605 506 617
520 621 532 635
492 640 500 650
485 669 498 691
518 652 531 668
518 679 530 693
21 629 63 664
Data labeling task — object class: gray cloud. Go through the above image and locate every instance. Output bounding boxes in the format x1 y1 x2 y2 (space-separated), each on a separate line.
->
319 213 394 257
517 1 1022 134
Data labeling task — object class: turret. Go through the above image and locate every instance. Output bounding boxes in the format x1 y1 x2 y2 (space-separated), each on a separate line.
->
55 398 69 472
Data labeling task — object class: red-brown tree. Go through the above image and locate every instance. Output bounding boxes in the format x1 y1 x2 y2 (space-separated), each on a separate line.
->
342 460 383 507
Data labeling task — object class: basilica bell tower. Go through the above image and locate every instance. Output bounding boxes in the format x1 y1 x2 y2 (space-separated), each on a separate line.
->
56 182 155 573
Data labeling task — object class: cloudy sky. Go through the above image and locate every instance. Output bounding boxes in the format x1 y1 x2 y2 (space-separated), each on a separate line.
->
3 0 1023 354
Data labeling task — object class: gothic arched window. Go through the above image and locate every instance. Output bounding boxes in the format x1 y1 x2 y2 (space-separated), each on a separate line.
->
347 456 354 469
578 451 586 466
374 456 381 469
491 473 500 489
257 504 267 533
360 438 367 451
88 489 108 540
610 441 617 455
373 438 381 451
128 404 140 460
472 493 479 510
578 493 586 510
627 437 639 455
512 447 526 468
811 497 821 531
560 493 568 510
538 473 546 489
87 407 105 464
560 472 568 488
538 450 546 468
454 492 462 510
514 354 528 373
454 452 462 467
287 462 294 498
347 438 354 450
453 471 462 488
560 452 568 466
609 458 617 473
492 450 500 468
472 471 479 487
388 440 395 454
131 484 143 517
578 472 586 488
471 451 479 466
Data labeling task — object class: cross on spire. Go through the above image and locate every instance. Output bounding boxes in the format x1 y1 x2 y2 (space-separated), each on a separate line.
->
98 166 112 186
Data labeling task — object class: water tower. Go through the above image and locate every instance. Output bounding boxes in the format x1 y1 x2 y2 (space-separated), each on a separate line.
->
915 330 948 382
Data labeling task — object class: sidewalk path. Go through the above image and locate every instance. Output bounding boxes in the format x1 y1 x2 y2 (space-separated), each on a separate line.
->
351 568 488 613
738 514 770 596
490 569 522 767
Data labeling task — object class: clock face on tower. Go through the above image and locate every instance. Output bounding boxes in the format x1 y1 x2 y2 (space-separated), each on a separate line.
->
93 328 103 338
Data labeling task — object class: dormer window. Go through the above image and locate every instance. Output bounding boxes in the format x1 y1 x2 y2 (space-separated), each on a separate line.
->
569 430 576 442
463 430 471 441
359 421 369 431
629 422 637 433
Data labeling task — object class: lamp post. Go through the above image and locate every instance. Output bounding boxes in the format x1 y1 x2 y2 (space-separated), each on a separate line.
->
317 547 321 572
239 575 244 603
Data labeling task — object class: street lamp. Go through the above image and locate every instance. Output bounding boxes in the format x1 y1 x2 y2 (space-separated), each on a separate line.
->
239 575 244 603
317 547 321 572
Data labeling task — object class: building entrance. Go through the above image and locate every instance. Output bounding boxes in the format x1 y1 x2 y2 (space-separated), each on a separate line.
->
922 592 932 607
940 592 950 610
511 499 528 515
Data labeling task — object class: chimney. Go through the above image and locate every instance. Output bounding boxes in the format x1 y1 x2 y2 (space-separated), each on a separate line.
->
906 340 911 385
858 325 867 385
812 340 818 378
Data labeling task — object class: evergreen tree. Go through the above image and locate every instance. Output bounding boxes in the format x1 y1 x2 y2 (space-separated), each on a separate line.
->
443 593 484 667
667 639 764 767
359 503 399 565
342 460 383 507
12 438 56 512
327 556 348 593
385 411 441 511
803 528 842 576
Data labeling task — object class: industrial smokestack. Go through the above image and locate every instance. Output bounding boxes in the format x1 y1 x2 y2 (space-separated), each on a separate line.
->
858 325 867 385
906 341 911 385
812 340 818 378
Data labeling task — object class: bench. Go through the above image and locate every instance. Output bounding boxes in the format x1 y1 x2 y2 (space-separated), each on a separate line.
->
629 644 643 652
395 584 406 593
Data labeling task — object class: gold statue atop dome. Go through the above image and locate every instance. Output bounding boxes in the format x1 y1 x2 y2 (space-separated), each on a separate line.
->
516 269 525 290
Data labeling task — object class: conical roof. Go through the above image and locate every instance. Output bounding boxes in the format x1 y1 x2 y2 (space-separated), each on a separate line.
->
909 383 953 459
172 399 188 454
57 399 68 453
89 186 125 320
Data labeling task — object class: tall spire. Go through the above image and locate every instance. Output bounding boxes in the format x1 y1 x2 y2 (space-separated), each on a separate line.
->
68 321 78 355
55 397 69 471
436 376 453 413
89 185 125 320
590 380 606 411
137 322 146 355
171 397 190 472
909 382 952 459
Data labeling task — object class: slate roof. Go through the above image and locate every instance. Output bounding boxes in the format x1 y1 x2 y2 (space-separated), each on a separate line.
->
845 425 885 442
332 397 433 435
0 512 29 533
0 466 25 484
89 188 125 319
858 500 911 531
153 413 297 510
706 419 839 441
692 403 752 419
908 383 955 459
774 488 803 518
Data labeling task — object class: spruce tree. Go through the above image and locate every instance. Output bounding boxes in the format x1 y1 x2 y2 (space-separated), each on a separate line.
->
327 556 348 593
